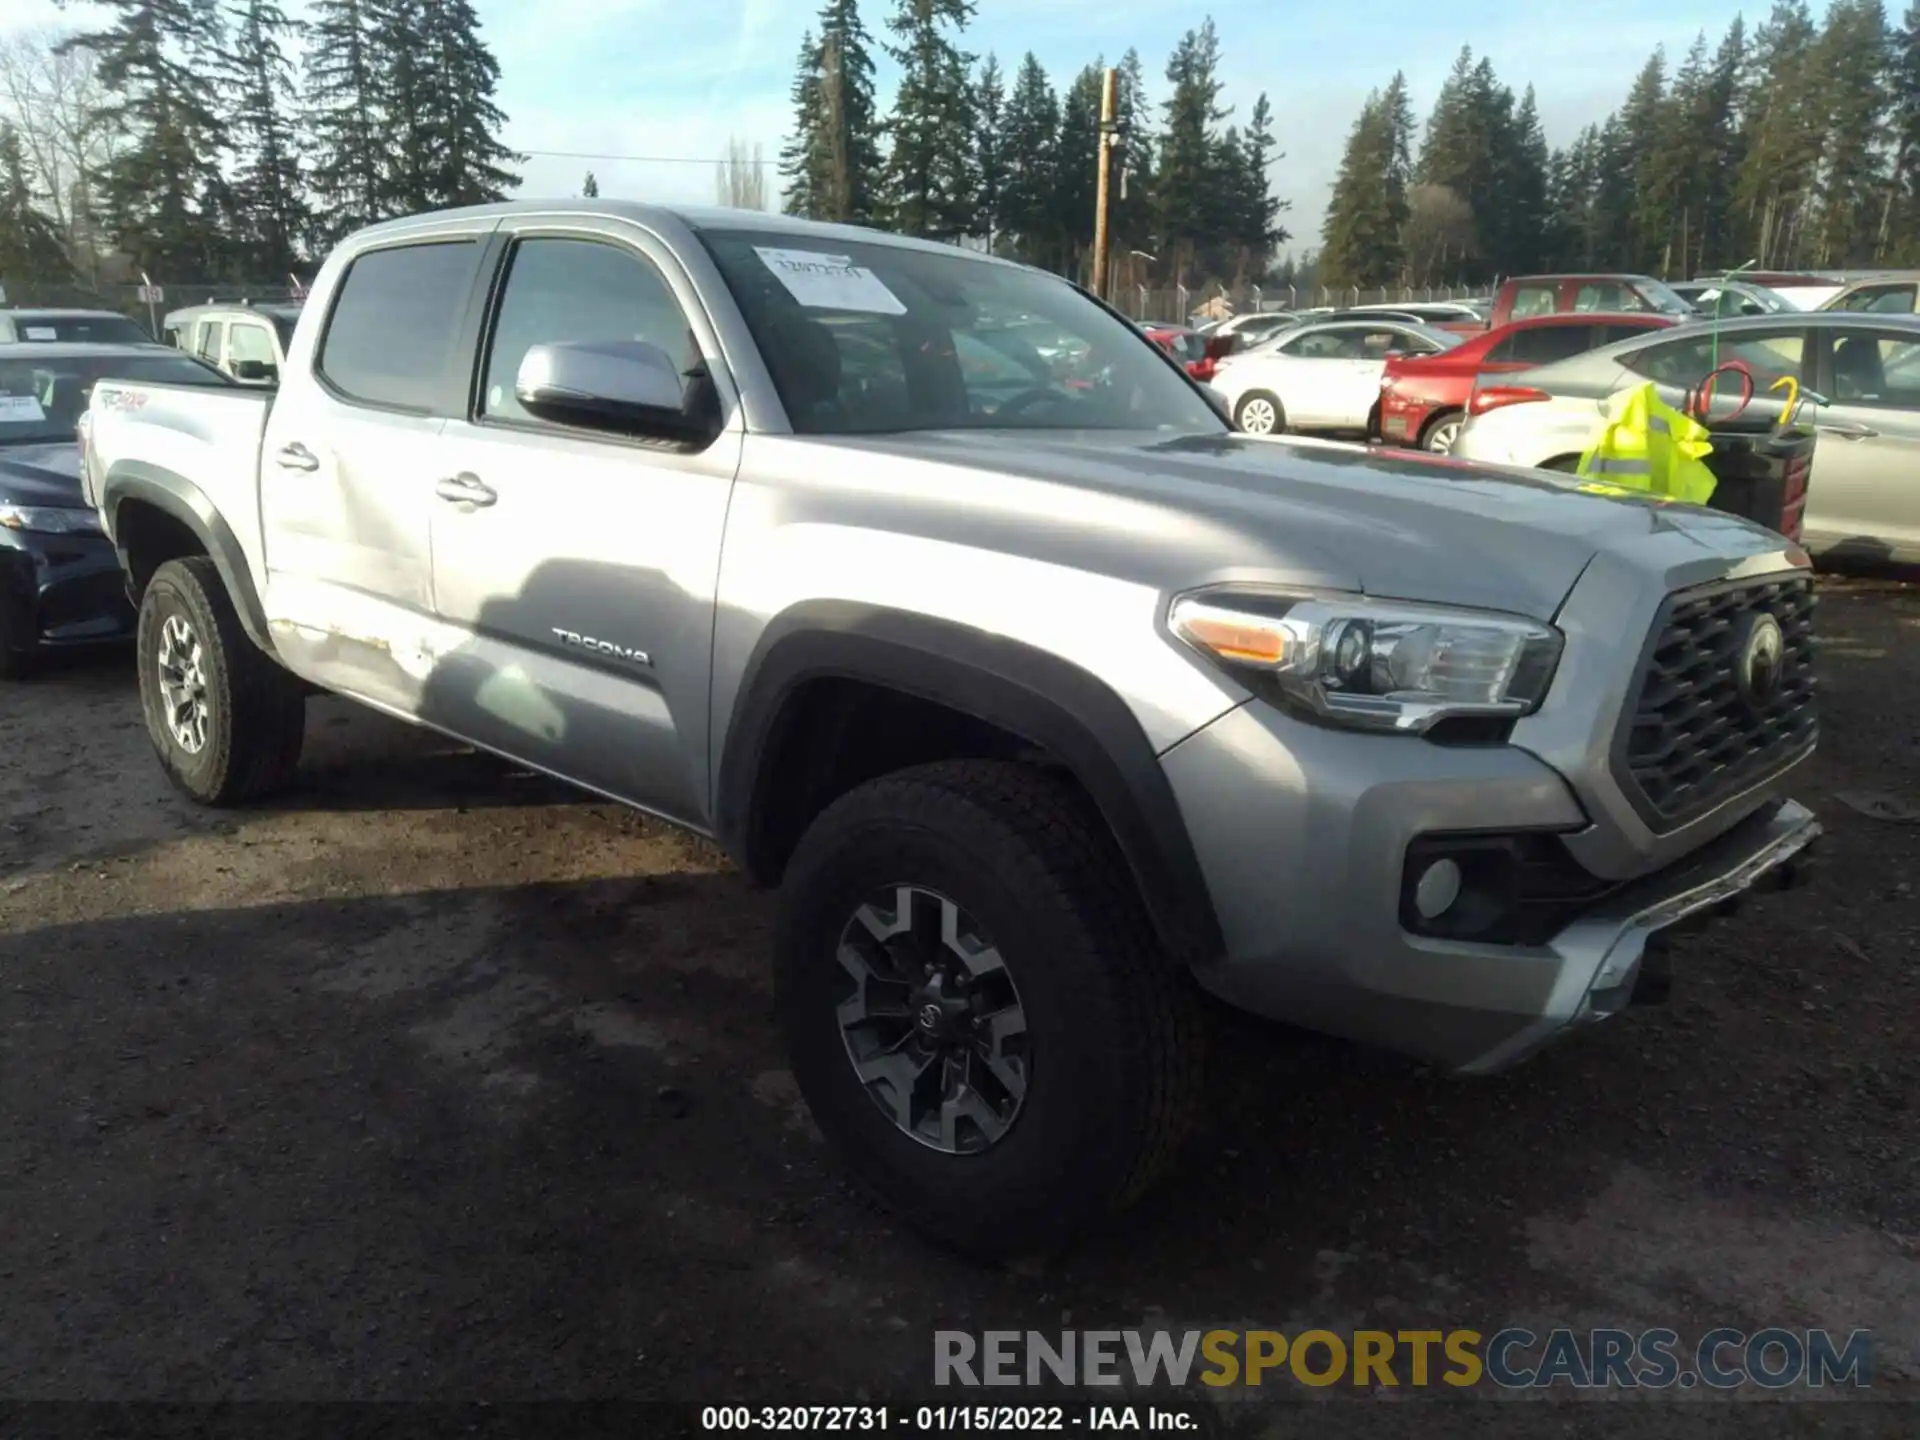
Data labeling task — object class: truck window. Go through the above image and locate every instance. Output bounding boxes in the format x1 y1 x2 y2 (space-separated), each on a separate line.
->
228 322 277 374
1508 284 1557 319
1833 283 1919 314
1574 282 1645 313
196 321 226 364
317 240 480 413
480 237 700 427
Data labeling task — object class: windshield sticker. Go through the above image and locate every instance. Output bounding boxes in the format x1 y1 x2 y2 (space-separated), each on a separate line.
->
23 327 57 340
754 246 907 316
0 394 48 423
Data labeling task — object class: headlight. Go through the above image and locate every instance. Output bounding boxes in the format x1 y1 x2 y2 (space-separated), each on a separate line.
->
1170 588 1562 734
0 504 102 536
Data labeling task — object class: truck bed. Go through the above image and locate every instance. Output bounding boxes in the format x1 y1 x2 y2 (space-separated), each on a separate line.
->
85 381 273 587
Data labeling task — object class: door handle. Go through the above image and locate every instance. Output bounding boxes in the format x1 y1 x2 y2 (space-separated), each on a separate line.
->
1819 421 1878 440
275 441 319 472
434 472 497 507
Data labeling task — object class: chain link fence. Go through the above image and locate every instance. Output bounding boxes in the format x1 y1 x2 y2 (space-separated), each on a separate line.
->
1124 283 1489 325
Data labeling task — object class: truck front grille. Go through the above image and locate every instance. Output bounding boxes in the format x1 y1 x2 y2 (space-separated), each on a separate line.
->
1613 573 1817 831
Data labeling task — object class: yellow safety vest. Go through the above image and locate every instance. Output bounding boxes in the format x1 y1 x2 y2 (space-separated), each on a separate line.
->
1574 381 1719 505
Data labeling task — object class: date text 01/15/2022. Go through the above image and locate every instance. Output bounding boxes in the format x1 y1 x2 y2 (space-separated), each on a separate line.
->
699 1404 1203 1432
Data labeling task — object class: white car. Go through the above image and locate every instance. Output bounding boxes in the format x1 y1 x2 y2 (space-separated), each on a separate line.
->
1207 318 1462 435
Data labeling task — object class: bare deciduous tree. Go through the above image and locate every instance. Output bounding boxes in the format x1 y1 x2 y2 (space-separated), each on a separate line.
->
0 27 119 281
715 136 768 211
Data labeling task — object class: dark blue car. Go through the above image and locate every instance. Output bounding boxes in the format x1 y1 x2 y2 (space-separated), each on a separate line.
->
0 343 231 678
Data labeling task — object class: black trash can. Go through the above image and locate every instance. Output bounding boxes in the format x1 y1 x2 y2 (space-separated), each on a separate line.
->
1700 420 1815 541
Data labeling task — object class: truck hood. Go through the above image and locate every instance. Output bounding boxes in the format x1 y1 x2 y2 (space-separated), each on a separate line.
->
841 430 1781 621
0 442 84 508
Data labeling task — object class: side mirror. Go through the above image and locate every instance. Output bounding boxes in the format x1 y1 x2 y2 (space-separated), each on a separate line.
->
516 340 714 443
231 359 276 384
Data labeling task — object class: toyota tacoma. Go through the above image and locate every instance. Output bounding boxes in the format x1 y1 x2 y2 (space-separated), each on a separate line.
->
80 201 1821 1256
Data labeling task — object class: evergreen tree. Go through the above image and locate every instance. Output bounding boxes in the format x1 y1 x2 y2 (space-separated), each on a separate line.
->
61 0 229 276
973 54 1005 249
1501 86 1550 273
1812 0 1891 264
0 124 73 283
1893 3 1920 257
413 0 520 209
996 52 1059 263
1110 47 1155 255
219 0 307 274
1617 50 1670 270
582 171 599 198
1320 88 1405 288
778 29 824 217
1415 48 1488 278
366 0 431 212
1733 1 1823 265
1155 18 1230 278
1236 92 1288 267
817 0 890 224
1054 63 1103 275
304 0 385 241
880 0 977 239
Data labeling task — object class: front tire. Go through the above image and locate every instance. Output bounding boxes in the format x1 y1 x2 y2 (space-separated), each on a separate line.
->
775 760 1202 1258
0 589 34 681
138 557 306 805
1234 390 1284 435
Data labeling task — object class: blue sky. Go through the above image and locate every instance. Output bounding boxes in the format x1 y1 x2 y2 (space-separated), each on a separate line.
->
8 0 1752 255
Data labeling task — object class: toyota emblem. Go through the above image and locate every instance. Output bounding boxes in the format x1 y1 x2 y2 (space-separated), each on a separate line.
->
1735 612 1786 709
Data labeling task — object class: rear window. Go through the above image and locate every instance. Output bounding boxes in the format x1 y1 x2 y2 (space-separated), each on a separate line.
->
8 312 151 344
317 241 480 411
1487 324 1597 366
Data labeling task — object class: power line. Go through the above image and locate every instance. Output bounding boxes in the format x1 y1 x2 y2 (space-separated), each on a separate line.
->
518 147 776 167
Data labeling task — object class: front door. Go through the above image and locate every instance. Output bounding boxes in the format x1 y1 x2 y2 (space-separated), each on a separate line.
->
1803 327 1920 560
423 220 742 828
258 225 494 708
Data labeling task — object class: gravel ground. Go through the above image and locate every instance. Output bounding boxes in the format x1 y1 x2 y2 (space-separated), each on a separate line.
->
0 573 1916 1433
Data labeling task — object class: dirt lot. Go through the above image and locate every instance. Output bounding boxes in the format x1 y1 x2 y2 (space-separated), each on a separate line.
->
1 574 1917 1427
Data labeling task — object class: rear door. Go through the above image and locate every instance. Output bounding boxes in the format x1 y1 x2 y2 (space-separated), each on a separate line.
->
1801 326 1920 560
1265 327 1363 425
423 217 742 827
259 224 493 708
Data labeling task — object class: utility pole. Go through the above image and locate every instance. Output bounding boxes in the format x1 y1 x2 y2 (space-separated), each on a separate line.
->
1091 66 1118 302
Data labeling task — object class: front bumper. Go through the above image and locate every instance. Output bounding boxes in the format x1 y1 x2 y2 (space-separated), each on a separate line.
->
0 526 136 650
1160 700 1819 1074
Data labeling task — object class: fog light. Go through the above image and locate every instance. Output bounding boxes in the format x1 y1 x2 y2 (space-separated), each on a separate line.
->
1413 858 1463 920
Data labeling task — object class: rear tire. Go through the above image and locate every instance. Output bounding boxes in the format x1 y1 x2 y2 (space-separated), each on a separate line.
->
137 557 306 806
775 760 1203 1259
1421 410 1465 453
1234 390 1284 435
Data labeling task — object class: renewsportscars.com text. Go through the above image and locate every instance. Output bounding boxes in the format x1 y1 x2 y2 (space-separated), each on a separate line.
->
933 1327 1873 1391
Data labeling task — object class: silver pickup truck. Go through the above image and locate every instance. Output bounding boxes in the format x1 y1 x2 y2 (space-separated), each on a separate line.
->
81 201 1821 1256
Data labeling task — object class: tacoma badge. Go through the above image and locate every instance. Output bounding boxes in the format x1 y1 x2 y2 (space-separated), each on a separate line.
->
551 628 651 668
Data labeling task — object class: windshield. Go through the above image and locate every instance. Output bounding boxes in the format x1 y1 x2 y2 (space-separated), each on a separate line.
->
699 230 1225 436
1637 279 1698 316
0 353 229 445
8 312 152 345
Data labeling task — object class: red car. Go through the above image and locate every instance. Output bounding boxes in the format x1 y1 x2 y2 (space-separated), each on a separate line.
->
1375 312 1680 453
1139 322 1216 381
